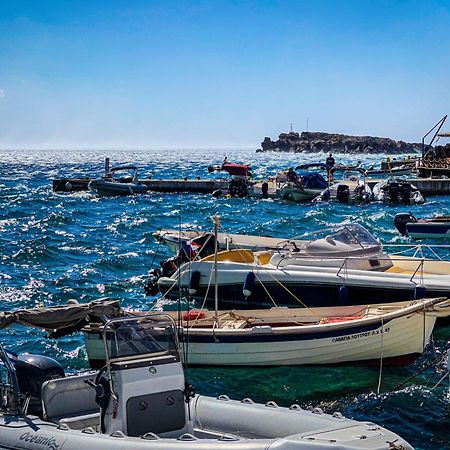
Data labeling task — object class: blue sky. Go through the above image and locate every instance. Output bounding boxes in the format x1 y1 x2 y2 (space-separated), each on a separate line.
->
0 0 449 149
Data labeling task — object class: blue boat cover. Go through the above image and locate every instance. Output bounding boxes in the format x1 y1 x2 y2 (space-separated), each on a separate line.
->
297 171 328 189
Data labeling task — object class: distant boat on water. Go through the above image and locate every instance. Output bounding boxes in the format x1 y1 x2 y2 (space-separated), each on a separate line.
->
394 212 450 239
88 165 148 197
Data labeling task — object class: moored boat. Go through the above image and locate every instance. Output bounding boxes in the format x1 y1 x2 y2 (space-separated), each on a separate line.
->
84 297 450 368
89 165 148 196
319 167 372 204
156 224 450 310
372 178 425 205
394 212 450 239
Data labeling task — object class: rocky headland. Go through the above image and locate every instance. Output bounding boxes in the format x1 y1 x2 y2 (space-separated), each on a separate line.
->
259 131 422 154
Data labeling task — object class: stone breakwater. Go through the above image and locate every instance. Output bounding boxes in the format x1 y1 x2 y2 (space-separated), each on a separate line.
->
260 131 422 154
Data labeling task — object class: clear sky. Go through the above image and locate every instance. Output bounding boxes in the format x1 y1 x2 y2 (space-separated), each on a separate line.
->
0 0 449 149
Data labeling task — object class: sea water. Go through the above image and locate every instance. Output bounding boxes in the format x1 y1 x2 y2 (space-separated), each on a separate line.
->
0 148 449 449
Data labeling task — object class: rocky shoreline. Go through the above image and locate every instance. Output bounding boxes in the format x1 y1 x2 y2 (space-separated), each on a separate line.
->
259 131 422 154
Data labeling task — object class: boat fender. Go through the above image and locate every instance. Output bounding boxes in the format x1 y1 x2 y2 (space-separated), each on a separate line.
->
243 272 255 297
189 271 201 295
414 285 426 300
338 285 349 306
182 309 205 321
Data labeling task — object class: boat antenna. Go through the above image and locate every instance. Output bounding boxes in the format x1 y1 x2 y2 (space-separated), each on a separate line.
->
213 213 220 326
290 122 293 133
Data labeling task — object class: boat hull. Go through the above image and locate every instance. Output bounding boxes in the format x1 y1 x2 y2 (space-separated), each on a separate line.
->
279 187 321 202
0 396 414 449
158 273 450 309
406 222 450 239
89 179 147 196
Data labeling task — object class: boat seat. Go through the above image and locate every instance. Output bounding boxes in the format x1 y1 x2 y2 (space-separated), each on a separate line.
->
58 412 100 430
41 373 100 429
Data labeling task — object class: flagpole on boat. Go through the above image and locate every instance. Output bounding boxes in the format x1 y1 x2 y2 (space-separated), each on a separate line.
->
213 213 220 326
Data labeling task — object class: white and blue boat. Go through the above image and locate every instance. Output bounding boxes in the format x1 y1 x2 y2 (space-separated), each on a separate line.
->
394 212 450 239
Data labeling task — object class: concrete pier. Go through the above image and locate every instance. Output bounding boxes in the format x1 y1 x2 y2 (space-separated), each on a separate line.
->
53 178 229 193
53 176 450 196
407 177 450 196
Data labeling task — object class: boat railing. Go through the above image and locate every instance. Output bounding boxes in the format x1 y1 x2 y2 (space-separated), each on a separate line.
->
382 243 450 261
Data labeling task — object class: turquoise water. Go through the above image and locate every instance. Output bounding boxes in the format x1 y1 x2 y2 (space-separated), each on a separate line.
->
0 148 449 449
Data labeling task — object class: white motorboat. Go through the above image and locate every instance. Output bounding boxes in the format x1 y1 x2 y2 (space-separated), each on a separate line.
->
84 297 450 368
0 300 413 450
157 224 450 310
319 168 372 204
372 178 425 205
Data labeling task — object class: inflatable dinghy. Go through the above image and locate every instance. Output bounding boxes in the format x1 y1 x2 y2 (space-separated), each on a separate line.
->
0 302 413 449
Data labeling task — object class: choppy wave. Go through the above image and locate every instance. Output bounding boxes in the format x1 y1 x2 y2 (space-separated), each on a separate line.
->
0 148 449 449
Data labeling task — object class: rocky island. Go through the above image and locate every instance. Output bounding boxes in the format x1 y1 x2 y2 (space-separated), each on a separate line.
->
259 131 422 154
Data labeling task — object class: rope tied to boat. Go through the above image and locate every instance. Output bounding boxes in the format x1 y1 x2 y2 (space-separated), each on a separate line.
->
377 316 385 395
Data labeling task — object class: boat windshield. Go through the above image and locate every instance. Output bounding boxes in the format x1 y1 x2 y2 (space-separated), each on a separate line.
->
104 315 180 361
303 224 381 255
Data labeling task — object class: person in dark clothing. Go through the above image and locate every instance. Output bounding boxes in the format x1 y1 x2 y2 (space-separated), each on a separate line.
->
325 153 335 167
286 167 298 182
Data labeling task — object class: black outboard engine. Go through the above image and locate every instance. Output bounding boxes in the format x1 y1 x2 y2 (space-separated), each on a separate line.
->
228 178 249 198
13 354 65 415
145 233 217 296
387 181 400 202
261 182 269 199
399 182 412 205
394 212 416 236
336 184 350 203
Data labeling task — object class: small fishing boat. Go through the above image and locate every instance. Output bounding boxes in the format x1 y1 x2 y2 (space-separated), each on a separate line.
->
0 300 413 450
84 297 450 368
372 178 425 205
394 212 450 239
157 223 450 310
89 165 148 197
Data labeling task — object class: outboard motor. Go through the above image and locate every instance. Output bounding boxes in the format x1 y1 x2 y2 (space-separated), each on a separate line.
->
145 233 216 296
399 182 412 205
13 354 65 415
394 212 416 236
261 182 269 199
336 184 350 203
387 181 400 202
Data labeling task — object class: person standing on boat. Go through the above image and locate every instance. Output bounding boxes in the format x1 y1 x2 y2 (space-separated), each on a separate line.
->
287 167 298 182
325 153 335 168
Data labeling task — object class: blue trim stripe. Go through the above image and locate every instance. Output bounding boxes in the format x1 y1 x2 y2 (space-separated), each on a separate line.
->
188 320 390 343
